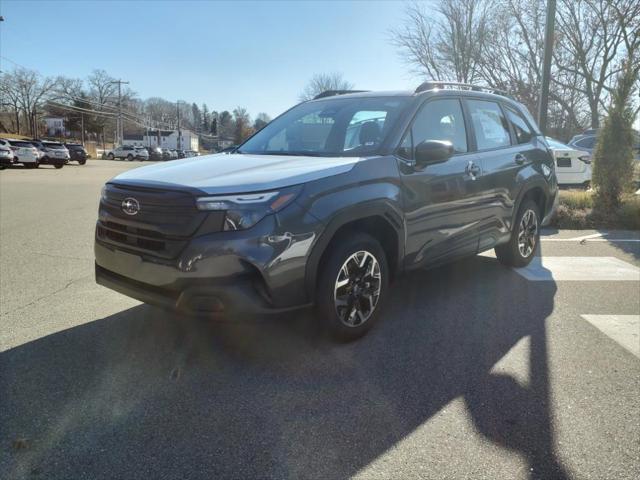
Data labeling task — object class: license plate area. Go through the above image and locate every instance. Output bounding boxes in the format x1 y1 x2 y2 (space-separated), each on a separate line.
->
556 157 572 168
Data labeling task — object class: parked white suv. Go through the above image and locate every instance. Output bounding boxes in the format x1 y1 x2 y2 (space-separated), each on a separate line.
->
107 145 149 161
4 139 40 168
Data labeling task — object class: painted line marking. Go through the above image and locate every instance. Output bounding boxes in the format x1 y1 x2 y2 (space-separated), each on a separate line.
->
580 314 640 358
514 256 640 281
541 238 640 243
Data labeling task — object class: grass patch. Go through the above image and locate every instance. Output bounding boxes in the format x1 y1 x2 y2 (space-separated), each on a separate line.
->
551 190 640 230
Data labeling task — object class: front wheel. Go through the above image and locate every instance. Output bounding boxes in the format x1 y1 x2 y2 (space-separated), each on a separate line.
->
108 153 115 160
126 154 134 161
316 233 389 341
79 159 86 165
54 163 64 169
495 199 540 268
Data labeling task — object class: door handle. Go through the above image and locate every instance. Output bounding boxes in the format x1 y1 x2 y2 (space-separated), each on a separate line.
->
465 160 481 180
515 153 527 165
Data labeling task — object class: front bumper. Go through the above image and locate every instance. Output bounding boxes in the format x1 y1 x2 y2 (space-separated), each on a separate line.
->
94 203 320 316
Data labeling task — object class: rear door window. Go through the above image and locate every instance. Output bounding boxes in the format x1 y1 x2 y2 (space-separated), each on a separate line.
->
467 100 512 150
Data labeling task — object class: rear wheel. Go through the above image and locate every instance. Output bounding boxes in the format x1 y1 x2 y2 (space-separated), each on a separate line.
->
495 199 540 267
54 163 64 169
127 154 134 161
316 233 389 341
108 153 115 160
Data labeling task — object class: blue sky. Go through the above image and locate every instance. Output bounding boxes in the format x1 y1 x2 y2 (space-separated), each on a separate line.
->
0 0 420 118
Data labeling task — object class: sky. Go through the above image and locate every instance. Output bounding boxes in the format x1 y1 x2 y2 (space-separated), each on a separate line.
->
0 0 420 118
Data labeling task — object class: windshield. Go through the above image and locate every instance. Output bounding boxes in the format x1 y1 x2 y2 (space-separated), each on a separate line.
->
9 141 35 148
43 142 66 149
545 137 570 149
238 96 411 157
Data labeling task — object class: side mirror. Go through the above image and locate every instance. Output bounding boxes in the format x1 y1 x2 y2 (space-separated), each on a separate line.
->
414 140 454 166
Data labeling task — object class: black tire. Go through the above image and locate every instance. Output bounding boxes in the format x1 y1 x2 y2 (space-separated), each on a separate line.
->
54 163 64 169
316 232 389 341
108 153 115 160
495 199 540 268
127 154 133 161
79 159 86 165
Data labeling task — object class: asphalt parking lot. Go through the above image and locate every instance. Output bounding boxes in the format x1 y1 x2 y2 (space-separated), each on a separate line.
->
1 160 639 480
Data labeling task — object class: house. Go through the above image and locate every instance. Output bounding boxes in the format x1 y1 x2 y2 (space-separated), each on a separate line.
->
44 117 66 137
123 129 199 151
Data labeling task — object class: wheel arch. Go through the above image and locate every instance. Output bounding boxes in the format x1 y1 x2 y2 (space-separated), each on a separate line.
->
305 202 404 300
513 179 549 227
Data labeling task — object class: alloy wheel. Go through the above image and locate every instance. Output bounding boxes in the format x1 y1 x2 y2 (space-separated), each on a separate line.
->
333 250 382 327
518 209 538 258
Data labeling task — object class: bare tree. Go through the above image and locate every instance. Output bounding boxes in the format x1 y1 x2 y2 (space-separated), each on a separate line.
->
554 0 640 128
232 107 253 144
299 73 354 101
1 68 58 135
390 0 492 83
253 112 271 131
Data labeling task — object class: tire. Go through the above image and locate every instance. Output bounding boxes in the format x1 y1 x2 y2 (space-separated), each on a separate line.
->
126 154 134 161
316 232 389 341
79 159 86 165
495 199 540 268
108 153 115 160
54 163 64 169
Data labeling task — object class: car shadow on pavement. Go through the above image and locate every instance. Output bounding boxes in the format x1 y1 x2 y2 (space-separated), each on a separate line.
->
0 255 567 479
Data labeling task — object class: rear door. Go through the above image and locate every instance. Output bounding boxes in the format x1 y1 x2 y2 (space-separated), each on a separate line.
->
398 96 482 267
464 99 530 249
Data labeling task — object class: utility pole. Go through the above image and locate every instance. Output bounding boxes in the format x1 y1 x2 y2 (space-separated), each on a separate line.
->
176 101 182 151
538 0 556 134
108 79 129 146
81 113 85 146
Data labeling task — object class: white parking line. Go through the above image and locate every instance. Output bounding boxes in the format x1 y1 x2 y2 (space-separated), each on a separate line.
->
580 315 640 358
541 238 640 242
514 256 640 281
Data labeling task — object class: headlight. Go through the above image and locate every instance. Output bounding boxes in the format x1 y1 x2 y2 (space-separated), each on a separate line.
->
100 185 108 202
196 186 301 231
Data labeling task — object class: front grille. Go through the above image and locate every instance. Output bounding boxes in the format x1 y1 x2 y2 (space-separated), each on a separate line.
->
96 183 222 259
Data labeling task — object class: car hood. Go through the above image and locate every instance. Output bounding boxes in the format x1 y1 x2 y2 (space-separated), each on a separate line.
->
110 153 362 194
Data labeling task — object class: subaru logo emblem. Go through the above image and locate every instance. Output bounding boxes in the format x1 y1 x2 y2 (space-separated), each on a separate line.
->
121 197 140 215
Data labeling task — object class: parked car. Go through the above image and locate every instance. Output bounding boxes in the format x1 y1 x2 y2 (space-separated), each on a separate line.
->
107 145 148 161
161 148 172 161
220 145 238 154
545 137 591 187
33 140 68 168
65 143 88 165
568 134 597 155
95 83 558 341
569 131 640 162
0 139 13 169
3 139 40 168
145 146 163 161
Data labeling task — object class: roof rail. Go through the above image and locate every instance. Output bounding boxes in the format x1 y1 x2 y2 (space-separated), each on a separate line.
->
415 81 512 98
313 90 369 100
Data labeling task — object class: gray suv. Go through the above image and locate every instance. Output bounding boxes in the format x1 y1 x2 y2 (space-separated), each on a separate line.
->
95 83 558 340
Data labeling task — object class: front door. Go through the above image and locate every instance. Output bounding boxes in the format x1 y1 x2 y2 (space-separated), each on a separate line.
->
398 97 482 268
